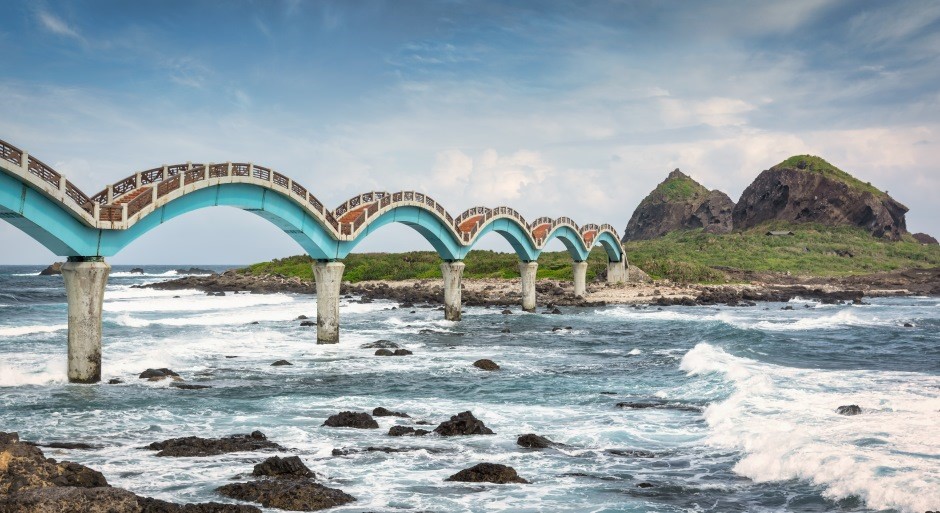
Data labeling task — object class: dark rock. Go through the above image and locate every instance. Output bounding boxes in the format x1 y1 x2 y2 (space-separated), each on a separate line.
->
170 383 212 390
836 404 862 416
145 432 283 457
615 401 702 413
252 456 314 479
445 463 528 484
138 496 261 512
434 411 494 436
637 482 654 488
129 267 145 274
374 349 394 356
270 360 293 366
912 232 939 245
517 434 555 449
387 426 429 437
0 432 20 445
107 378 124 385
372 407 409 418
606 449 656 458
731 157 908 240
38 262 63 276
322 412 379 429
623 169 734 241
0 487 140 512
393 349 413 356
296 315 308 320
175 268 214 275
299 320 315 327
500 327 511 333
138 368 180 380
360 340 399 349
501 309 512 315
37 442 97 450
472 359 500 371
903 322 914 328
217 480 355 511
549 307 562 314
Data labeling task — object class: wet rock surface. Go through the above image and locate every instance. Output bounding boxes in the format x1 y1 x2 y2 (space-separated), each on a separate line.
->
139 368 180 380
622 169 734 241
251 456 314 479
322 412 379 429
445 463 529 484
433 411 494 436
836 404 862 416
145 432 284 457
38 263 63 276
372 407 409 418
387 426 429 437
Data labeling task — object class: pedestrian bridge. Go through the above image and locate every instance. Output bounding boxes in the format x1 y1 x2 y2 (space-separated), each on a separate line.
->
0 137 628 383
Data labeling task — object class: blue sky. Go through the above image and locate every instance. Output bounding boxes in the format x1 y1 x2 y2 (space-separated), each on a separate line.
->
1 0 939 264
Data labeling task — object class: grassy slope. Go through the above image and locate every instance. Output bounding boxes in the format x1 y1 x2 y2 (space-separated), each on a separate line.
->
776 155 885 196
625 222 940 281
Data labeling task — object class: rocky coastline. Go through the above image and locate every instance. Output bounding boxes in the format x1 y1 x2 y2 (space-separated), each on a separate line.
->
138 266 940 308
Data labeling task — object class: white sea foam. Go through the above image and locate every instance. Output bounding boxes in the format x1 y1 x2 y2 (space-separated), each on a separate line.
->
0 361 66 386
105 291 296 313
0 324 68 337
681 342 940 513
628 348 642 355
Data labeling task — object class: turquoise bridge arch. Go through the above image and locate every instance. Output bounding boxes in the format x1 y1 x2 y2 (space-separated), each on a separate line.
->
0 137 629 383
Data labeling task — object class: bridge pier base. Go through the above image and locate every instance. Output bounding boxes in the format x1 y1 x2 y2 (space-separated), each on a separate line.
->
313 261 344 344
607 259 628 284
573 261 588 297
441 261 465 321
519 261 538 312
62 258 110 384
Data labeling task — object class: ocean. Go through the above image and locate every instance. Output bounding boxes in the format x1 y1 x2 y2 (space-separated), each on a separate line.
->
0 264 937 512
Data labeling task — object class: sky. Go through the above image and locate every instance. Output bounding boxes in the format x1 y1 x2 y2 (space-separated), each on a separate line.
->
1 0 938 264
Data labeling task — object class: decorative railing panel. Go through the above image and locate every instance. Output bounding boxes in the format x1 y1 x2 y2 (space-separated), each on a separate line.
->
27 156 61 187
157 175 181 198
0 140 22 166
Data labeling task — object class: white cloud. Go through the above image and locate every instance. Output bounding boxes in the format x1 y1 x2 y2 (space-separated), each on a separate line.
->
36 10 83 41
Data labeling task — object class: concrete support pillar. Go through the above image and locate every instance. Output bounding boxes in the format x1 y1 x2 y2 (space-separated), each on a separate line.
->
573 261 588 297
61 258 110 384
607 259 628 284
313 261 344 344
519 261 538 312
441 261 465 321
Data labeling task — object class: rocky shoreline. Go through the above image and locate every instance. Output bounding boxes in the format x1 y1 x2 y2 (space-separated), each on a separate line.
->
138 266 940 307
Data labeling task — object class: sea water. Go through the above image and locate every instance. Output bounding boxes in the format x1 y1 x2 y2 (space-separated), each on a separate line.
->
0 265 937 512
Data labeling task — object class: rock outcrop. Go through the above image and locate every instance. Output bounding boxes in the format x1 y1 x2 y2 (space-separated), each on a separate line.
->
322 412 379 429
38 262 63 276
912 232 939 245
433 411 494 436
623 169 734 241
145 432 284 457
732 155 908 240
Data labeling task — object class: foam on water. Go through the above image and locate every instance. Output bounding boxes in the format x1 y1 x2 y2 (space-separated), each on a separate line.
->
681 342 940 513
0 324 68 337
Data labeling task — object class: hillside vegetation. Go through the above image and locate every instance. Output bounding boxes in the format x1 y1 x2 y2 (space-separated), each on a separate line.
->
775 155 885 196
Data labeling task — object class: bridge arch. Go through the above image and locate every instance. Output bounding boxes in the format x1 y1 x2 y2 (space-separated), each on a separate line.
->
336 204 464 261
98 183 340 259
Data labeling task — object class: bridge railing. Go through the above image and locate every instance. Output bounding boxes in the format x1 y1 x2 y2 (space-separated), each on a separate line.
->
0 140 22 167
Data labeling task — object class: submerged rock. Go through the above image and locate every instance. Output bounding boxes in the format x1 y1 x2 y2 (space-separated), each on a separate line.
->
270 360 293 366
606 449 656 458
393 349 413 356
374 349 394 356
434 411 495 436
472 359 500 371
516 434 555 449
217 480 355 511
170 383 212 390
139 368 180 380
836 404 862 416
360 340 400 349
445 463 529 484
322 412 379 429
252 456 314 479
145 431 284 457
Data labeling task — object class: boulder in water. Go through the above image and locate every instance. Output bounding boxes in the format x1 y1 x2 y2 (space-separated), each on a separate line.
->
361 340 399 349
217 480 355 511
387 426 430 437
322 412 379 429
445 463 528 484
472 359 500 371
433 411 494 436
129 267 145 274
139 368 180 380
270 360 292 366
374 349 394 356
836 404 862 416
38 262 63 276
372 407 409 418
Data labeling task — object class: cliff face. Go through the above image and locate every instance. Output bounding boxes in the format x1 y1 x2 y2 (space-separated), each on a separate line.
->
731 156 908 240
622 169 734 241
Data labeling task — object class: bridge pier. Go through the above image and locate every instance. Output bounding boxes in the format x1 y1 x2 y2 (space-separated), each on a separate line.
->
313 261 344 344
441 261 465 321
61 257 110 384
607 259 628 284
573 261 588 297
519 261 538 312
